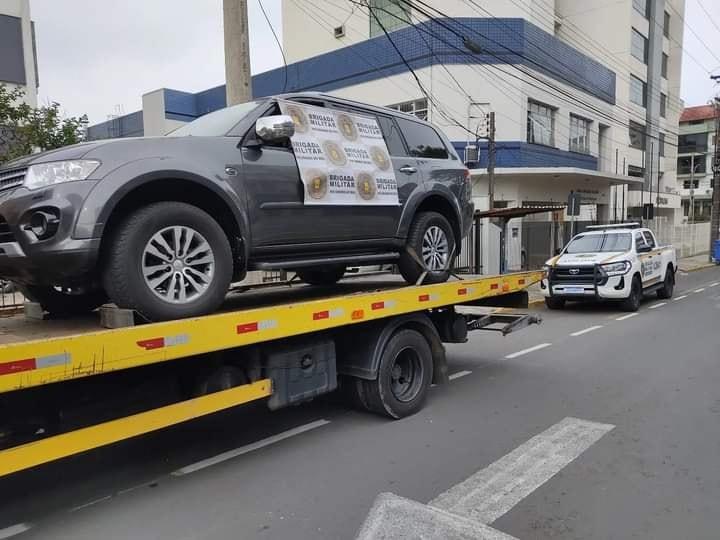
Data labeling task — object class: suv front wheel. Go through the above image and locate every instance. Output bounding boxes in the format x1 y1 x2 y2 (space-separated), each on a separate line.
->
398 211 455 285
104 202 233 321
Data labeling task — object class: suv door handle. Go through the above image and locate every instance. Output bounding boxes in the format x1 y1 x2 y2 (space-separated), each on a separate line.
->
399 165 417 174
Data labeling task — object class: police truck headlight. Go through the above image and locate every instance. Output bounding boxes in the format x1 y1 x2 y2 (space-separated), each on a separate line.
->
24 160 101 190
600 261 631 276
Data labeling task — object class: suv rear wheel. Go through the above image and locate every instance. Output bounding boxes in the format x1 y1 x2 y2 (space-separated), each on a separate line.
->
398 211 455 285
296 265 346 286
104 202 233 321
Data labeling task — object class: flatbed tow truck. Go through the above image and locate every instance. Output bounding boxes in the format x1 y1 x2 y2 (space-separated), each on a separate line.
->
0 271 542 478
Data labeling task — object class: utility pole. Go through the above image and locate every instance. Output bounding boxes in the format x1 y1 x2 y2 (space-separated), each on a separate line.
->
709 91 720 260
487 111 496 210
223 0 252 106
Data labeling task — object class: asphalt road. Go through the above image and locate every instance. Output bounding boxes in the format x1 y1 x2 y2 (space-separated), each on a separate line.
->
2 266 720 540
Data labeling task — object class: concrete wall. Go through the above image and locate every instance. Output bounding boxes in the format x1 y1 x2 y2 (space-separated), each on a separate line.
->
0 0 37 107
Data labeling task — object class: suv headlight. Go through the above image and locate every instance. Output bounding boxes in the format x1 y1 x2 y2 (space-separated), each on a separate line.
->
24 160 101 190
600 261 631 276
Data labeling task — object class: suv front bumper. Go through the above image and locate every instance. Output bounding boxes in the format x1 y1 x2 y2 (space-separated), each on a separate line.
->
541 266 632 300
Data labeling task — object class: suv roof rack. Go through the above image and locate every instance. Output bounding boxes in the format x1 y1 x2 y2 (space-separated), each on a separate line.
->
585 222 641 230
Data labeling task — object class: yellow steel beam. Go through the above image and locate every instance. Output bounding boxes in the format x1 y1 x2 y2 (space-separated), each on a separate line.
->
0 379 272 477
0 271 543 394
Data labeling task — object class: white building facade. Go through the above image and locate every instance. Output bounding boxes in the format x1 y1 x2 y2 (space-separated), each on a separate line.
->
0 0 38 107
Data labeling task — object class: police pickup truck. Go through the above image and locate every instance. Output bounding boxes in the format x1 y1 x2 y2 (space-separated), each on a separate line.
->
541 223 677 311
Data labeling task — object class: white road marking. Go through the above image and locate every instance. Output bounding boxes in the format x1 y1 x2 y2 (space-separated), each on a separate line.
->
0 524 31 539
694 288 706 293
673 295 688 301
648 302 667 310
709 282 719 288
70 495 113 512
172 419 330 476
449 370 472 381
570 325 603 337
505 343 551 359
615 313 639 321
429 417 615 524
357 417 614 539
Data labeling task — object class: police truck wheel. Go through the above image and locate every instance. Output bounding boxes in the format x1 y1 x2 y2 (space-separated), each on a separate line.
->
104 202 233 322
621 276 642 312
544 297 565 310
657 266 675 299
296 265 346 286
399 212 455 285
360 329 433 419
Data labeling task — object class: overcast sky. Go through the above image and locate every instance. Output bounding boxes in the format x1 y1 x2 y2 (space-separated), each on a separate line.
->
30 0 720 125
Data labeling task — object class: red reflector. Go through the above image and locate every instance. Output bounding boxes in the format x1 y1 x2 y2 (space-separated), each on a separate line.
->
352 309 365 320
502 283 510 292
313 310 329 320
0 358 36 376
519 279 526 285
490 283 499 290
137 338 165 350
371 301 384 310
237 322 259 334
458 288 467 296
419 294 430 302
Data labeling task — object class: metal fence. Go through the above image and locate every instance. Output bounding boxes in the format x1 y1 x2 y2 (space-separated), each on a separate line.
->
0 282 24 311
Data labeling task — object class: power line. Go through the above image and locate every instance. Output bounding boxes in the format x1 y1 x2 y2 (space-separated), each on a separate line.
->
257 0 288 93
695 0 720 35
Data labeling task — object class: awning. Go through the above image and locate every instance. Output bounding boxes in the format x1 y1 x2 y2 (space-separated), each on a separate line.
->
471 167 643 187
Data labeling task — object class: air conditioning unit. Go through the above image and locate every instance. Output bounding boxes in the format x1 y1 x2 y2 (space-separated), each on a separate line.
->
334 25 345 38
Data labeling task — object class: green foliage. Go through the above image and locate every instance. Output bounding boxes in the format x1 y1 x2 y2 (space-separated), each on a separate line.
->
0 84 88 164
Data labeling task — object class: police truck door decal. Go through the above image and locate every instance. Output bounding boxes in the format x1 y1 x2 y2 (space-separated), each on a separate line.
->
279 99 400 206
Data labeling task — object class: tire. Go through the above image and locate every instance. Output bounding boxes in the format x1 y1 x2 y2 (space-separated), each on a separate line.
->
296 265 346 286
103 202 233 321
360 329 433 419
657 266 675 299
398 211 456 285
621 276 642 312
544 297 565 310
19 285 106 317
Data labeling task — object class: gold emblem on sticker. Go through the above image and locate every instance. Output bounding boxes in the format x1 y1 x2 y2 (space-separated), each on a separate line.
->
285 105 309 133
305 170 328 199
369 146 391 171
356 172 377 201
336 113 358 141
322 140 348 166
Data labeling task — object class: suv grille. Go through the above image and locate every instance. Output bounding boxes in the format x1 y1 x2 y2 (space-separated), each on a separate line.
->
550 266 607 286
0 216 15 244
0 168 26 193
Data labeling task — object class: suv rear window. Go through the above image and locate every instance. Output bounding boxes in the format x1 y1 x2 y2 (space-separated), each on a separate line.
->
377 116 407 157
395 117 449 159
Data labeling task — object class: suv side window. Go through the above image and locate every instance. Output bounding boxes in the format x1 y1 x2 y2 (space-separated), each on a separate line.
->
377 115 408 157
395 117 449 159
642 231 656 248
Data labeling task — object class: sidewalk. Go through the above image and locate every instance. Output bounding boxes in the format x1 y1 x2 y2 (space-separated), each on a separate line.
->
525 253 718 306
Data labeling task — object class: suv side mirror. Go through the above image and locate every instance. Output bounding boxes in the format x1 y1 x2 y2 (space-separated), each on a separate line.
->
255 115 295 143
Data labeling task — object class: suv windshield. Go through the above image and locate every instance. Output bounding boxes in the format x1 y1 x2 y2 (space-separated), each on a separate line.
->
170 100 263 136
565 232 632 253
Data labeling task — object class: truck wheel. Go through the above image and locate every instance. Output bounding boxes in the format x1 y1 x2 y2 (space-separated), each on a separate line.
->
621 276 642 312
657 266 675 299
19 285 106 317
296 265 346 286
360 329 433 419
398 212 455 285
104 202 233 321
544 297 565 310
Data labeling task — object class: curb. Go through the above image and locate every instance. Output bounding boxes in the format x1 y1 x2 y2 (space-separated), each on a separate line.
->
528 297 545 306
679 263 717 273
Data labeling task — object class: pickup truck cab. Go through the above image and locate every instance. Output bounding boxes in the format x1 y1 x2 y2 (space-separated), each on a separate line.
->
541 223 677 311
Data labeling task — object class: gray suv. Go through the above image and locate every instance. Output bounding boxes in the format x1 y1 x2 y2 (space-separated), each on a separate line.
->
0 93 473 320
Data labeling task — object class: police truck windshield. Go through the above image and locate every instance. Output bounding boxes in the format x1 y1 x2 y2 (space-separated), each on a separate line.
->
565 233 632 253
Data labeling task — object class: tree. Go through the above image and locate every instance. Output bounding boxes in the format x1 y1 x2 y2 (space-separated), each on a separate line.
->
0 84 88 164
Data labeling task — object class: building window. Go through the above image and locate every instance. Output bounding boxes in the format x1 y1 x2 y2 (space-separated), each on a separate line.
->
683 179 700 189
527 100 555 146
387 98 428 120
630 75 647 107
633 0 649 18
631 29 648 63
677 155 707 175
660 93 667 118
678 133 708 153
569 114 591 154
663 11 670 37
369 0 411 38
661 53 668 79
659 133 665 156
629 121 646 149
